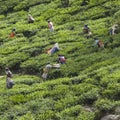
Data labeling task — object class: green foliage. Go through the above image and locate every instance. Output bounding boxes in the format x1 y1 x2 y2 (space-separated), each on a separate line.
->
0 0 120 120
77 111 95 120
18 111 35 120
59 105 82 118
61 0 69 8
15 75 41 85
95 99 120 112
0 15 5 20
114 10 120 23
36 110 57 120
54 94 79 111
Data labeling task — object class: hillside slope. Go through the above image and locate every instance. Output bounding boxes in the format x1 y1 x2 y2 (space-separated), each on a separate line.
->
0 0 120 119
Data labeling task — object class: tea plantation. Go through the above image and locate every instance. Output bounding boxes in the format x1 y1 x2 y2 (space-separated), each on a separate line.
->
0 0 120 119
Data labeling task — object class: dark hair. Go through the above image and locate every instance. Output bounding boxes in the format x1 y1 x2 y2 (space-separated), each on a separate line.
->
48 20 50 22
58 54 63 56
12 28 16 32
94 37 98 40
47 62 50 64
5 67 9 71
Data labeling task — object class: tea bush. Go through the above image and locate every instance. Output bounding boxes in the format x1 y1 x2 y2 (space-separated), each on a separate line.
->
0 0 120 119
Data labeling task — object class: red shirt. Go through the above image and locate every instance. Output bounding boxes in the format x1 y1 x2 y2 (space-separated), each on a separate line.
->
10 32 15 38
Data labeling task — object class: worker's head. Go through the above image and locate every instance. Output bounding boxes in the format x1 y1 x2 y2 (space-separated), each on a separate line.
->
5 67 9 71
12 28 16 32
47 61 50 64
48 20 50 23
94 37 98 40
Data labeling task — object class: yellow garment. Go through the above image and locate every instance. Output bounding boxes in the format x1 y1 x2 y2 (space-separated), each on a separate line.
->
43 68 48 73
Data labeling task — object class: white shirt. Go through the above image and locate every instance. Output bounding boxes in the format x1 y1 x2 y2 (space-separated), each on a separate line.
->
48 22 54 30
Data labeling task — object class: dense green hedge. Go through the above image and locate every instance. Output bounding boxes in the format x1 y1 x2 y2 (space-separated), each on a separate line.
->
0 0 120 119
